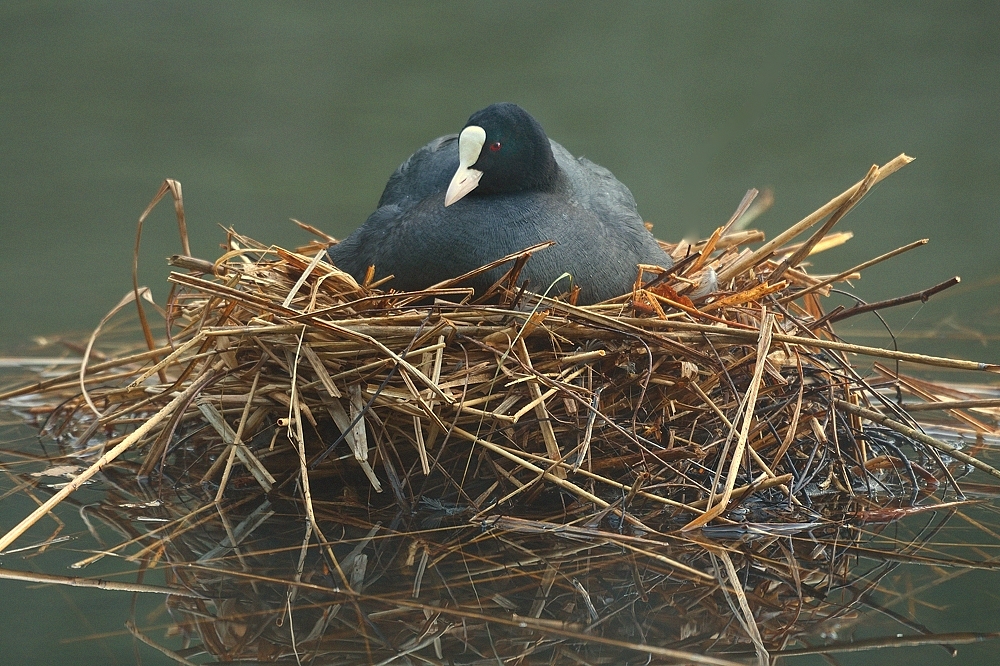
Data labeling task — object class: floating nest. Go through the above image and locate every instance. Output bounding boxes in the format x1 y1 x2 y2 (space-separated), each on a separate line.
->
2 154 1000 664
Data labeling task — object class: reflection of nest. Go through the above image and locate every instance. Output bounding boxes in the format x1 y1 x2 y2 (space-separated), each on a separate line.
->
3 156 1000 663
91 470 939 665
158 502 860 664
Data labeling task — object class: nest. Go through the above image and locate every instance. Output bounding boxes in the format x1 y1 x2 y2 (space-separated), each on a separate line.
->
3 154 1000 664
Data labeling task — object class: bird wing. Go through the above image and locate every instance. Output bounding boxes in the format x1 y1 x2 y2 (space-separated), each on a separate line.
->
548 140 642 226
377 134 459 209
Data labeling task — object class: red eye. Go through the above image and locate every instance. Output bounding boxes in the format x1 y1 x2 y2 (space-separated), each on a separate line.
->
489 141 502 152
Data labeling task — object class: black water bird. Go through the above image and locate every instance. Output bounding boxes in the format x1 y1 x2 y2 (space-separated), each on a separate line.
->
327 103 671 304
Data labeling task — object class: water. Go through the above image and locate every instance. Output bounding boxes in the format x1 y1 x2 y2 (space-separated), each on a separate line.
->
1 2 999 663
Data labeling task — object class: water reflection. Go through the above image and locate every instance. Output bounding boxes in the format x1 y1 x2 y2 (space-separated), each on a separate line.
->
13 456 962 665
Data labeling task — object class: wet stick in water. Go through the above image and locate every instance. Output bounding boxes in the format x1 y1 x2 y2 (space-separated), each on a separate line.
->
0 362 221 553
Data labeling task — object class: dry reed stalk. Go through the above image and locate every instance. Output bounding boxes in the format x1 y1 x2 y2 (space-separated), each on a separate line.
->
0 362 221 552
682 312 775 531
833 399 1000 480
0 567 206 598
716 154 914 283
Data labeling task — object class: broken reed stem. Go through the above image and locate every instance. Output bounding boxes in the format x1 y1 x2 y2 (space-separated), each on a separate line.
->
126 620 200 666
833 399 1000 480
683 312 775 531
282 247 329 308
777 238 929 304
827 276 962 324
714 549 769 666
0 567 206 598
455 425 654 532
716 153 914 284
902 398 1000 412
516 338 565 478
661 322 998 372
0 362 221 553
773 632 1000 658
874 362 996 433
0 346 180 402
213 370 261 501
133 181 188 383
771 164 879 282
79 287 157 417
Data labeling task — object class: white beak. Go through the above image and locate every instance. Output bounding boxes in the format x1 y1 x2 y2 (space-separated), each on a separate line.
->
445 125 486 207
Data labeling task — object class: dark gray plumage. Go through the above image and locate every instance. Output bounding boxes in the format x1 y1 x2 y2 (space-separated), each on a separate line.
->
328 103 671 304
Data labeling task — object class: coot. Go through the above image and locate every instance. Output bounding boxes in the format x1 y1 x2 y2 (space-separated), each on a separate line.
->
327 103 671 304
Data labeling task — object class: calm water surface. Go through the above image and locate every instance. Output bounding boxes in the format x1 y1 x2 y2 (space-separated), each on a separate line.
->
1 2 999 664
